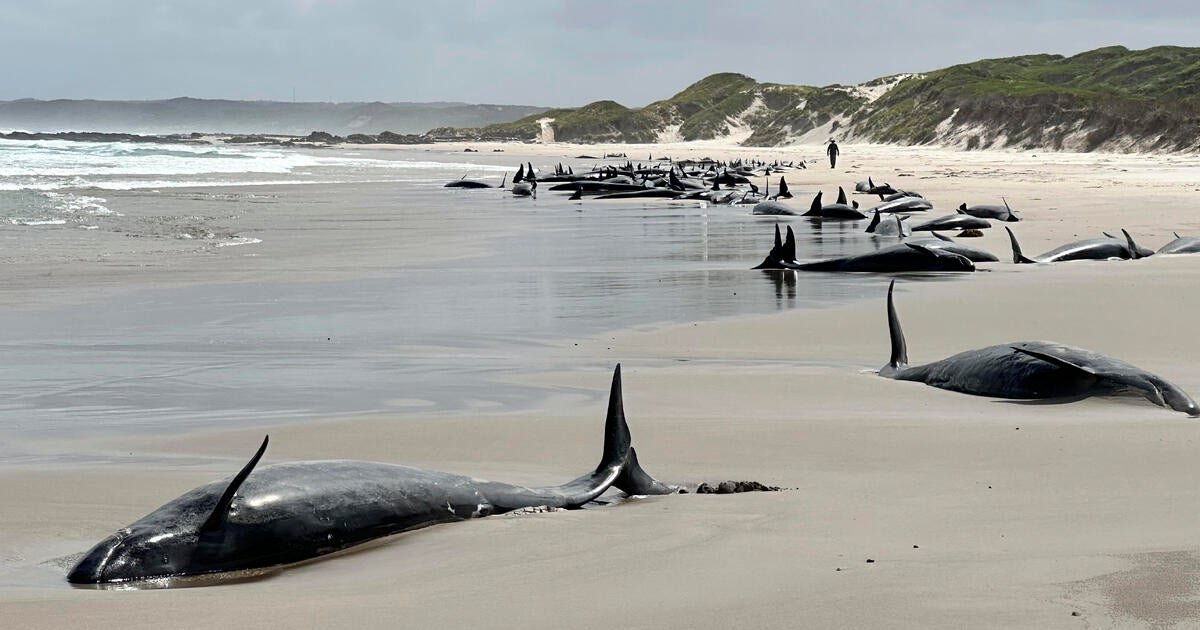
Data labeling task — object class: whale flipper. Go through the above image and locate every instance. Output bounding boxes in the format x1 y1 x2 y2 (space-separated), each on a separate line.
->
882 280 908 376
200 436 270 534
1009 346 1097 376
931 231 954 242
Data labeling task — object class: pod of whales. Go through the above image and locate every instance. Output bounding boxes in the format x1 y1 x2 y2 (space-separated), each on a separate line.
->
880 281 1198 416
67 366 678 586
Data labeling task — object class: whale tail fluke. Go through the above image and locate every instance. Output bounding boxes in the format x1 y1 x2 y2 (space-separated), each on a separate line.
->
881 280 908 377
1005 226 1036 264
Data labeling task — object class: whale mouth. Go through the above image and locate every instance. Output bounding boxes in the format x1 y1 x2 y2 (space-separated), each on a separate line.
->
68 566 280 590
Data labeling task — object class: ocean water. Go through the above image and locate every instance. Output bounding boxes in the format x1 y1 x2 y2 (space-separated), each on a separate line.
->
0 141 970 460
0 138 505 225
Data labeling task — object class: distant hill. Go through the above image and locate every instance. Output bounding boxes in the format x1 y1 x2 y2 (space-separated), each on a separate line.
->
0 98 549 136
434 46 1200 153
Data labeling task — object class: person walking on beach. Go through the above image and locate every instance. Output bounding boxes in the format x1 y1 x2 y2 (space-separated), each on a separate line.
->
827 139 840 169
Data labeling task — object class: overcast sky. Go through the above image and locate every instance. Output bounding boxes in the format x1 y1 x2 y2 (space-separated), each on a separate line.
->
4 1 1197 106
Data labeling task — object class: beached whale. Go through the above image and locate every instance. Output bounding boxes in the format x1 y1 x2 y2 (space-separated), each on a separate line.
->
444 173 506 189
911 232 999 263
67 366 678 586
957 199 1019 222
1157 233 1200 255
879 281 1198 416
865 177 897 198
793 242 974 272
752 200 798 215
868 196 933 213
1006 227 1144 264
911 213 991 233
802 188 867 220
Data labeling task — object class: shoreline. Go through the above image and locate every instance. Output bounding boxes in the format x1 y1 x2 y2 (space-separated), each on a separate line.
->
3 140 1200 626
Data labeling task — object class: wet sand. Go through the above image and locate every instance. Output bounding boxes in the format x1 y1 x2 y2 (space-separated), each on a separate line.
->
4 142 1200 628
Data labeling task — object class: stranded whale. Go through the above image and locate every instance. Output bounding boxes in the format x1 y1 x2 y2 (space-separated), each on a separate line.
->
879 281 1198 415
67 366 678 586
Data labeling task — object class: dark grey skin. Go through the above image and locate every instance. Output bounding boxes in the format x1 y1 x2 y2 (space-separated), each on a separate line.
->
802 190 867 220
752 200 798 216
793 242 975 273
444 173 506 189
880 281 1199 416
1006 227 1145 264
865 177 897 197
911 232 999 263
1156 233 1200 255
67 366 678 586
882 191 923 201
868 197 933 213
911 213 991 233
957 199 1019 222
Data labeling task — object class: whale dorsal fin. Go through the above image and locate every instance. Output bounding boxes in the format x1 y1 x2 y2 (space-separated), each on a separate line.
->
806 191 823 215
836 186 847 206
513 163 525 183
200 436 269 533
1121 229 1143 260
956 203 967 215
779 176 789 197
882 280 908 375
866 210 881 233
1010 346 1098 377
1005 226 1036 264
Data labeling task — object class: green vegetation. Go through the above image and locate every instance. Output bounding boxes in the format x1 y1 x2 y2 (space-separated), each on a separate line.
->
853 45 1200 150
439 46 1200 152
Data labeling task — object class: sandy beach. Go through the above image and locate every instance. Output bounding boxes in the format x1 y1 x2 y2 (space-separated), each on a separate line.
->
3 140 1200 628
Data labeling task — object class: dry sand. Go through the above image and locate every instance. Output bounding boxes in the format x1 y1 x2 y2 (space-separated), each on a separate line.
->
4 141 1200 628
